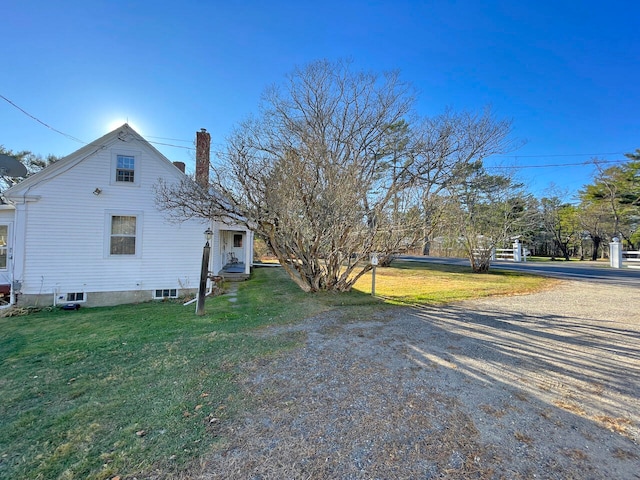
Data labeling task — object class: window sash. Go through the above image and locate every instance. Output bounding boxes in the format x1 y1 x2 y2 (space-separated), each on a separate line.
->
0 225 8 269
66 292 85 302
116 155 135 182
155 289 177 298
110 216 136 255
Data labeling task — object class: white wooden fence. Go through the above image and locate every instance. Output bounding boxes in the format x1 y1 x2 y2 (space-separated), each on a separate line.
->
623 250 640 268
491 240 528 263
609 238 640 268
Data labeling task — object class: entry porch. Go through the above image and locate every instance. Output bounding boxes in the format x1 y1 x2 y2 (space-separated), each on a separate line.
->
215 228 252 280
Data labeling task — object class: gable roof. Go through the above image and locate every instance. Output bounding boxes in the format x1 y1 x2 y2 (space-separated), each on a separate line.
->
3 124 185 199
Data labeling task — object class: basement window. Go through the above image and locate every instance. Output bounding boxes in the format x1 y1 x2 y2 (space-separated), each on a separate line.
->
66 292 85 302
154 289 178 299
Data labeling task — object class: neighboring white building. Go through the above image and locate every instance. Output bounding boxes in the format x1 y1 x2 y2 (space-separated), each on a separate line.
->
1 124 252 308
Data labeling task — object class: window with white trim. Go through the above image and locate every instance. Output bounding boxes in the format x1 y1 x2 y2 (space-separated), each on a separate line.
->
110 215 137 255
110 151 140 186
154 289 178 299
116 155 135 183
66 292 85 302
0 225 7 269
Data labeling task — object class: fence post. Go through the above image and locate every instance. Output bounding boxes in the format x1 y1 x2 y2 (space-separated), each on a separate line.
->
513 239 522 262
609 237 622 268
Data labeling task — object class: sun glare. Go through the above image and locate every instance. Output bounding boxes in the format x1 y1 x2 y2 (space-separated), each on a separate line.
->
106 118 146 135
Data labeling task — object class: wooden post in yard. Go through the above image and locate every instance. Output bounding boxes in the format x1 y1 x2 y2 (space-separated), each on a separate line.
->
196 232 212 315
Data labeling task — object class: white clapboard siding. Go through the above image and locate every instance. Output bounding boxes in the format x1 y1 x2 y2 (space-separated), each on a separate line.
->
5 125 209 301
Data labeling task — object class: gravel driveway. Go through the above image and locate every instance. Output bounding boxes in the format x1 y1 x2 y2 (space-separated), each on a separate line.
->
195 281 640 479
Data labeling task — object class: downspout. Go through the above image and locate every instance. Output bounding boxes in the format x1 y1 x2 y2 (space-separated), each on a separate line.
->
5 183 38 308
3 211 20 309
10 200 30 308
8 246 15 307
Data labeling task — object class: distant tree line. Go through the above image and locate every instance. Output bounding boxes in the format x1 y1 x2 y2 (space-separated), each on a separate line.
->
425 149 640 263
532 151 640 260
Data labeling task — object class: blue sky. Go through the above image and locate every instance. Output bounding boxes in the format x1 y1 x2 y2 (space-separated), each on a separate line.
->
2 0 638 197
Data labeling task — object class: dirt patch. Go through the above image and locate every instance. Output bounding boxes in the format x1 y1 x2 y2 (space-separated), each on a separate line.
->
192 281 640 479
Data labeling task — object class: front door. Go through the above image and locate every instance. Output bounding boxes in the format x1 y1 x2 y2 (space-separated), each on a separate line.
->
222 231 245 266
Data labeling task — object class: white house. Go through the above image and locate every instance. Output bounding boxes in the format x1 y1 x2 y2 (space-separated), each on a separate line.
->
1 124 252 308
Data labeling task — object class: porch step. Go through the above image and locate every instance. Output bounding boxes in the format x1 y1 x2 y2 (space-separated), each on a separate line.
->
219 262 250 281
220 272 251 282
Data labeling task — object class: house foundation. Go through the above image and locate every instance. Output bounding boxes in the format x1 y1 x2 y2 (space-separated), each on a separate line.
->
16 288 199 308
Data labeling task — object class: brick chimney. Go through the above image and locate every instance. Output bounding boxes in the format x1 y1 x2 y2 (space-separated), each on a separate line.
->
195 128 210 188
173 161 186 173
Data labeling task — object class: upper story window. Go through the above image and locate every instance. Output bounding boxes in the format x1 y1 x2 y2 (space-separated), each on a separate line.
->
111 151 140 186
116 155 135 183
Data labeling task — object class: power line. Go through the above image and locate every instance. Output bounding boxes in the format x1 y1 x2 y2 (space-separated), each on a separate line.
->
209 148 629 170
492 152 625 158
145 135 193 144
0 94 85 144
485 159 627 170
146 140 195 151
1 94 196 152
1 93 632 166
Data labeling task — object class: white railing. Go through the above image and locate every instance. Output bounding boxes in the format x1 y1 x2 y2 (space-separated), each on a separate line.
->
491 243 528 262
623 250 640 268
494 248 515 260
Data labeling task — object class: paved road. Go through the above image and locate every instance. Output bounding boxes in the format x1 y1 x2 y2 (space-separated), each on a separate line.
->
399 255 640 287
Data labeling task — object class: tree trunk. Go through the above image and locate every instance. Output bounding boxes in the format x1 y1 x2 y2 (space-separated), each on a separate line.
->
422 238 431 256
555 240 570 261
591 236 601 261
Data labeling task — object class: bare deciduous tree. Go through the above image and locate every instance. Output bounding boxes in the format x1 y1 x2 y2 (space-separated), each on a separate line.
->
408 109 517 255
157 60 515 291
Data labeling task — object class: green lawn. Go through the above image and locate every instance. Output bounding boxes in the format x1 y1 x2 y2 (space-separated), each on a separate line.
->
0 264 551 480
354 260 553 304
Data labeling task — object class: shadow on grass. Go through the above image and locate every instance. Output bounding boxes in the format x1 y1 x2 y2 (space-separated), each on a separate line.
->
0 263 550 480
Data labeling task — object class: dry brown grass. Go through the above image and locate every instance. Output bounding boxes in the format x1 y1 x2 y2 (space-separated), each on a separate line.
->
611 447 639 460
553 400 587 416
578 381 605 395
593 415 633 435
539 408 554 420
513 391 529 402
191 325 499 480
196 392 498 480
514 431 534 445
563 448 589 461
479 404 508 418
553 401 634 437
